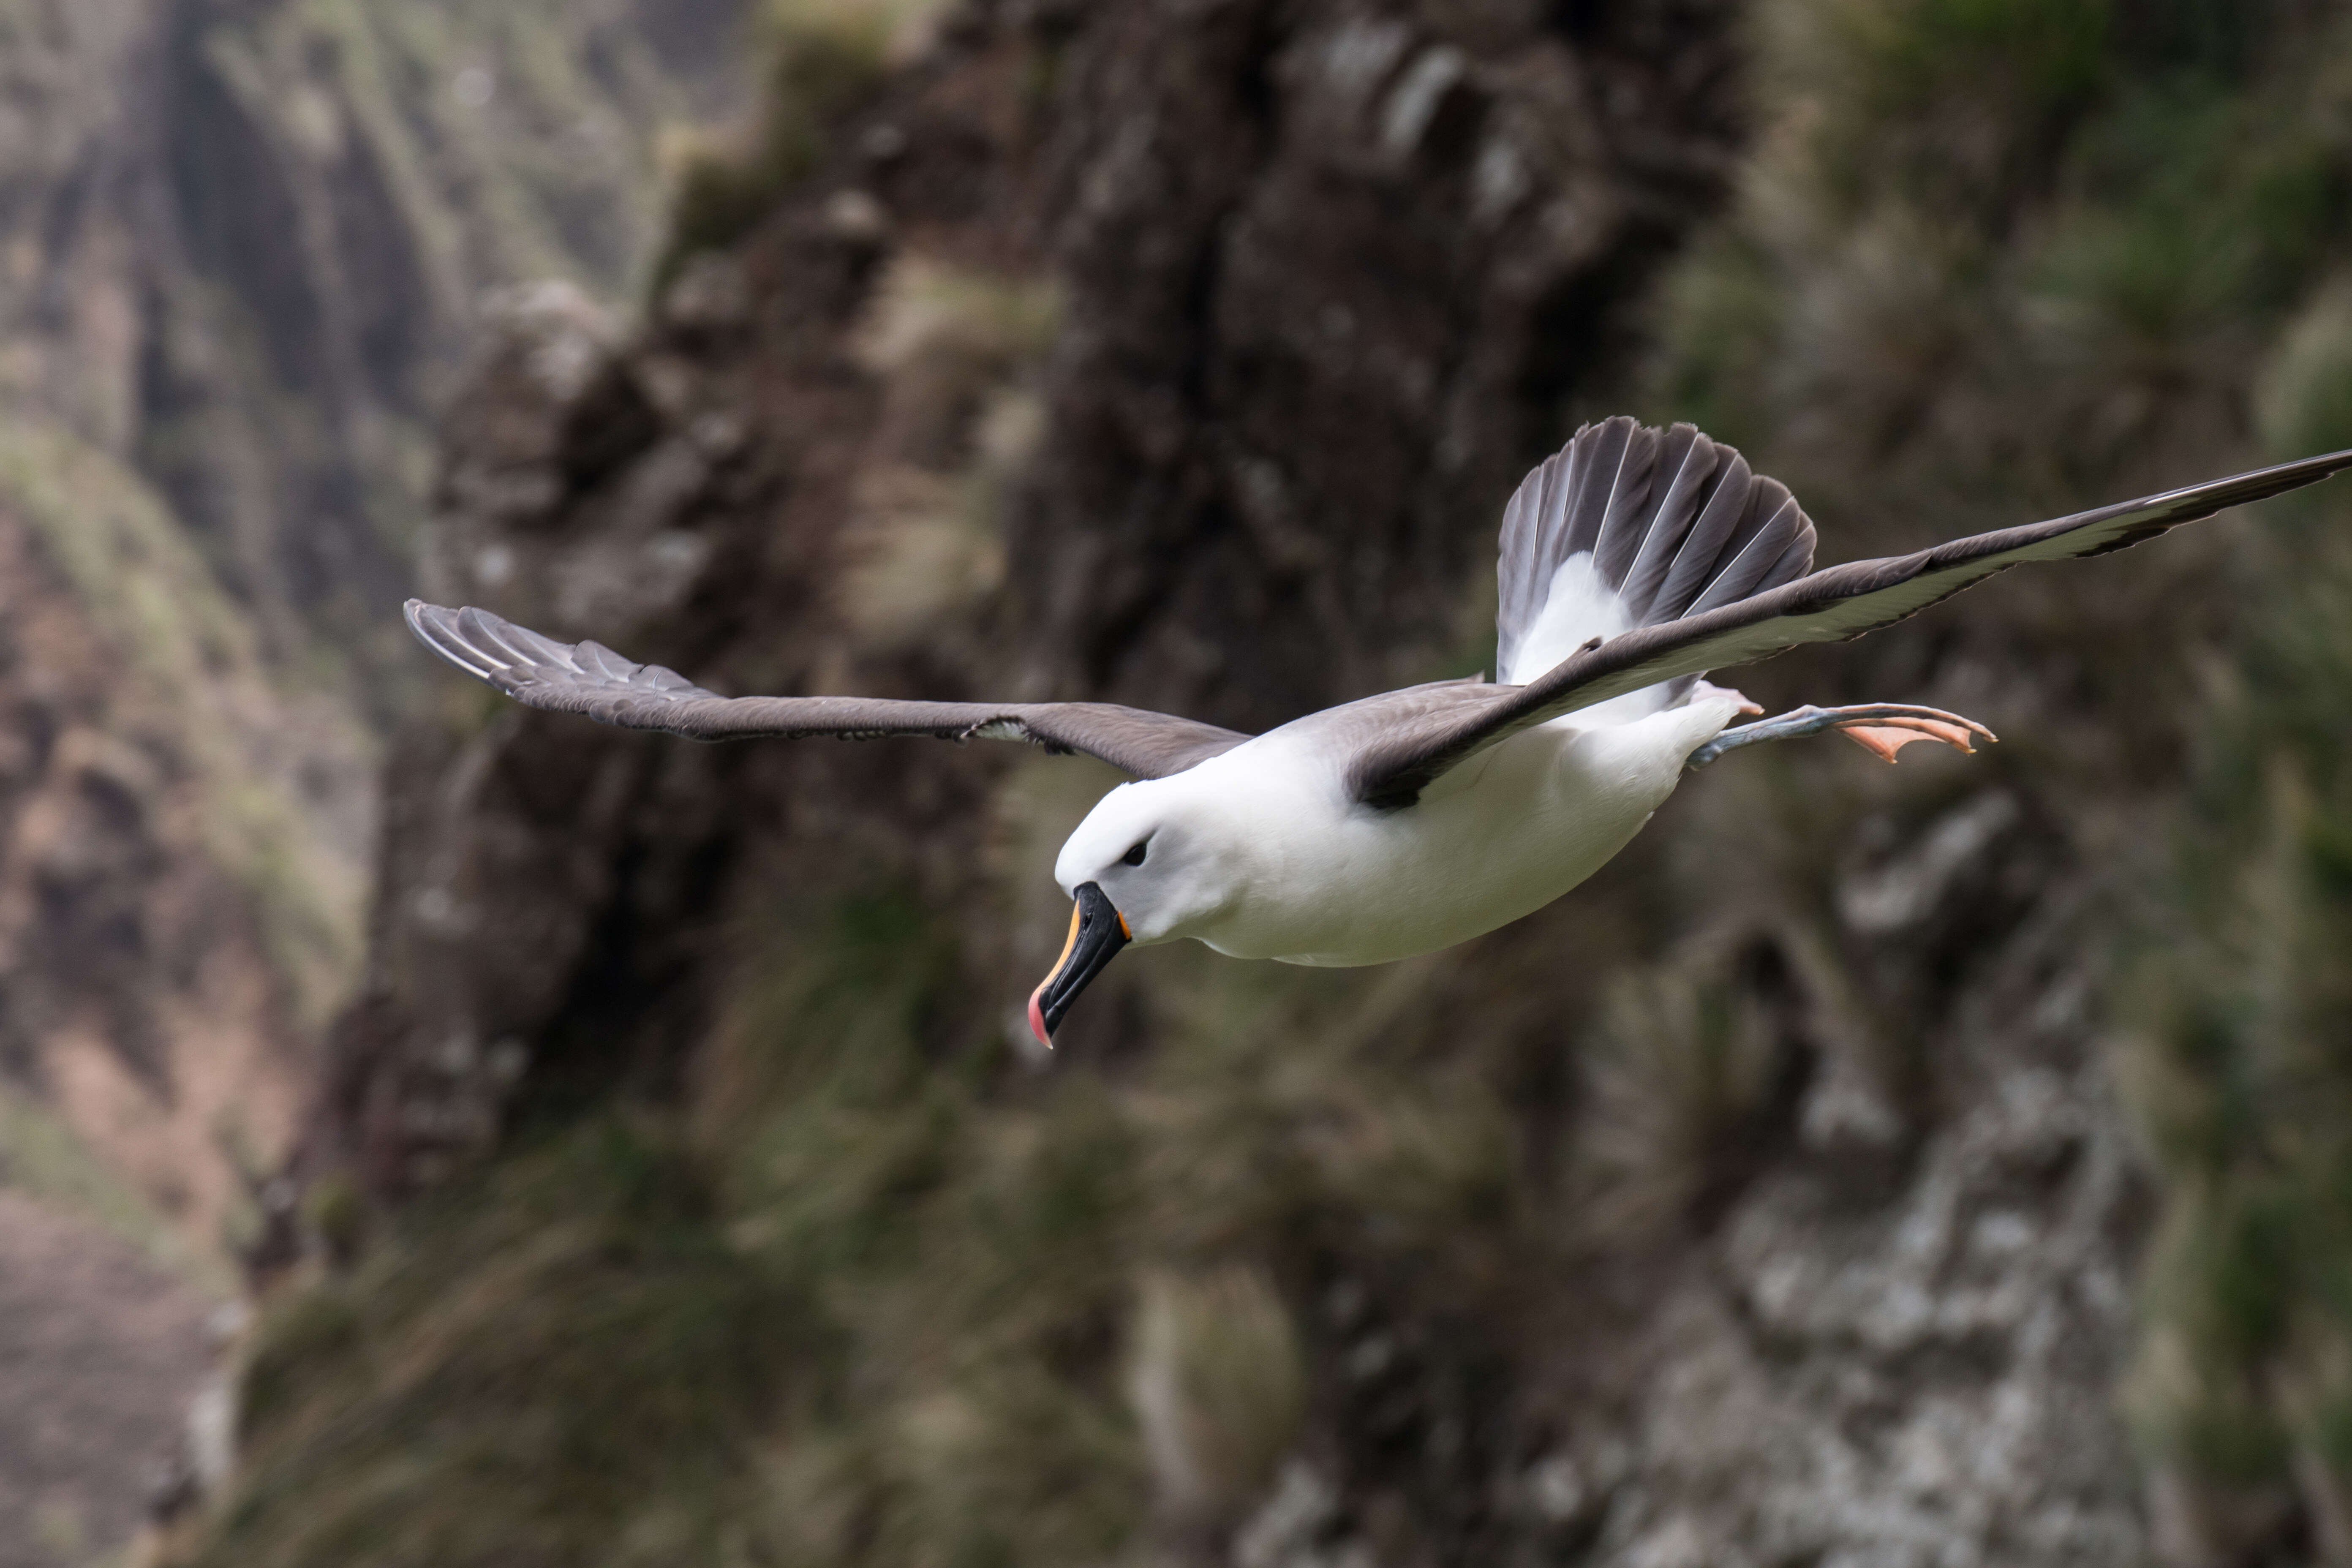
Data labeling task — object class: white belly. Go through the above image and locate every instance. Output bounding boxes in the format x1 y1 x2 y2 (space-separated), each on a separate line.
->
1192 700 1731 967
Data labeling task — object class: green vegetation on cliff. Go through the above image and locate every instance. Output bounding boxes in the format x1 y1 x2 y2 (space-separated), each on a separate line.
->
199 851 1541 1563
2126 268 2352 1513
1647 0 2352 1545
657 0 942 290
0 424 362 1027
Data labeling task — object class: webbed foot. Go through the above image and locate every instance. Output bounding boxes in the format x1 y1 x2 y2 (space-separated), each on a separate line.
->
1688 703 1998 771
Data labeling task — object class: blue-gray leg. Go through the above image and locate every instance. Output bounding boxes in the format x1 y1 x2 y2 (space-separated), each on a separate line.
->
1687 703 1997 771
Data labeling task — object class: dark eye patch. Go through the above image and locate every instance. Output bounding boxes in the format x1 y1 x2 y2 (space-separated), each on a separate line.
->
1122 839 1149 867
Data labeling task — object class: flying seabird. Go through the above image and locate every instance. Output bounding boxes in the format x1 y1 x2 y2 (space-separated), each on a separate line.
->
406 417 2352 1046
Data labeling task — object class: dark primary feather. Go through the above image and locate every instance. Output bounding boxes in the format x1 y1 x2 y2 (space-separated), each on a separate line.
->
1494 418 1816 686
1356 439 2352 808
404 602 1252 781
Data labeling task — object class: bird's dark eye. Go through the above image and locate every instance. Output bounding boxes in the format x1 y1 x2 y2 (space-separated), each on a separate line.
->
1122 839 1149 867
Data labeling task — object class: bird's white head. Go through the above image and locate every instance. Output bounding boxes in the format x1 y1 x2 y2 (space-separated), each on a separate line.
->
1055 776 1247 943
1028 772 1249 1048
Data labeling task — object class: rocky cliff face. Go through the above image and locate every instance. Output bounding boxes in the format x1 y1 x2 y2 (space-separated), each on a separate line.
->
189 1 2352 1565
339 0 1753 1193
0 0 744 1258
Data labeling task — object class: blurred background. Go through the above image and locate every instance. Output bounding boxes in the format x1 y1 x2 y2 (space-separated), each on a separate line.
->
3 0 2352 1564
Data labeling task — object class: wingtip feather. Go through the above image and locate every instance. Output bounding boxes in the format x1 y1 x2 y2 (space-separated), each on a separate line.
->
407 601 504 683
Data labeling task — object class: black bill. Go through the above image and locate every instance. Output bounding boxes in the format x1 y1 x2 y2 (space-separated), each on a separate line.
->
1026 881 1130 1048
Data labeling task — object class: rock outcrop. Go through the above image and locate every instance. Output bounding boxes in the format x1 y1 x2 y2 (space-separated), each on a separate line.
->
337 0 1753 1191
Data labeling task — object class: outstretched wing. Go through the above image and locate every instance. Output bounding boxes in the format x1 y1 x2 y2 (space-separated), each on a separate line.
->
406 601 1251 781
1349 443 2352 808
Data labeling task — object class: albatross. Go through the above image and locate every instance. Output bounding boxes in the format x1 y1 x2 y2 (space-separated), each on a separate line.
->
407 417 2352 1046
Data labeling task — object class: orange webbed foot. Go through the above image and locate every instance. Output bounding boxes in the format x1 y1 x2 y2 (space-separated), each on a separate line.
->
1687 701 2000 773
1834 709 1998 763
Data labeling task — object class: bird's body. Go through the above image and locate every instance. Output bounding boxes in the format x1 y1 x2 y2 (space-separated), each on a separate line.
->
1082 690 1741 967
404 416 2352 1043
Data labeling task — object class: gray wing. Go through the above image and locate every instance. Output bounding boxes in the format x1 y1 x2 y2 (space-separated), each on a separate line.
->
406 602 1251 781
1351 444 2352 808
1496 418 1815 690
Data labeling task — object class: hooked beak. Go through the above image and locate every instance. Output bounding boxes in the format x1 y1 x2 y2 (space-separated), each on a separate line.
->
1027 882 1130 1048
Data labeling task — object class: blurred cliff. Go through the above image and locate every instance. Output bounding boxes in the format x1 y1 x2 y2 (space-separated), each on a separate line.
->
0 0 746 1560
117 2 2352 1567
0 0 745 1266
